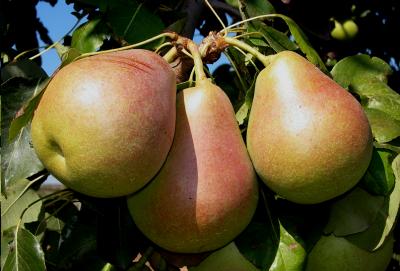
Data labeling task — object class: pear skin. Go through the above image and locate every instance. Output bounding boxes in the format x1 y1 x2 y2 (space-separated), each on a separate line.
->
247 51 373 204
127 80 259 253
31 49 176 198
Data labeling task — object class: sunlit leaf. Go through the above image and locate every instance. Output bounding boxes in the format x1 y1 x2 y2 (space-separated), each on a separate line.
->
269 223 306 271
236 79 255 125
364 108 400 143
331 55 400 122
331 54 392 90
3 227 46 271
361 148 396 196
1 178 42 231
71 18 109 54
324 187 385 236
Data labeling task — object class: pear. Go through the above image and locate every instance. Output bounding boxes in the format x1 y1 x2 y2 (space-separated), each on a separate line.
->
190 242 259 271
31 49 176 198
247 51 373 204
127 79 259 253
306 234 394 271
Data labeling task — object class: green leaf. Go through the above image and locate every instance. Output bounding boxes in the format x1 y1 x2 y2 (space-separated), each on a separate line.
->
1 228 14 269
272 14 328 74
259 26 298 52
1 76 47 194
2 125 44 189
235 78 255 126
3 227 46 271
361 148 396 196
240 0 275 19
331 54 392 90
1 178 42 231
107 0 164 45
364 108 400 143
8 78 49 142
324 187 385 236
1 59 47 84
346 155 400 251
235 221 279 269
71 18 109 54
331 54 400 122
269 223 306 271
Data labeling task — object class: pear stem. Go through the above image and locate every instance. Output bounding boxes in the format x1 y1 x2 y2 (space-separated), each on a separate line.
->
79 32 179 59
223 36 272 67
185 39 207 82
162 46 178 63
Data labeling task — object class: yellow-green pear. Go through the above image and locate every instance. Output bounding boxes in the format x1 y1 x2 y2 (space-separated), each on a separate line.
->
190 242 259 271
127 79 259 253
247 51 373 204
306 234 394 271
31 49 176 198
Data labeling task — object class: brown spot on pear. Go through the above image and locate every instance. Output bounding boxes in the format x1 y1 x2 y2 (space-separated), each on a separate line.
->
127 80 259 253
31 49 176 198
247 51 373 204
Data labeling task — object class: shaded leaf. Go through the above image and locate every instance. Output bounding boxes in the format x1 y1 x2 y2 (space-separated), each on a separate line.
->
235 221 279 269
1 228 14 269
361 148 396 196
2 126 44 189
324 187 385 236
240 0 275 21
107 0 164 45
272 14 328 74
71 18 109 54
3 227 46 271
269 223 306 271
1 178 42 231
364 108 400 143
259 26 298 52
1 59 47 83
346 156 400 251
8 78 49 142
60 47 82 68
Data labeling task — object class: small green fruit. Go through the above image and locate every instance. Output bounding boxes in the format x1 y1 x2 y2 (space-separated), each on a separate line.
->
31 49 176 198
331 19 359 41
306 234 394 271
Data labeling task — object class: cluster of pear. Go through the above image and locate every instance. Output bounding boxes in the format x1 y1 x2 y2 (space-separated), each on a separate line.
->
31 43 376 266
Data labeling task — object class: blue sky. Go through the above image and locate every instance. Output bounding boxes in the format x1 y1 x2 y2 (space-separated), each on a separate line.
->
36 1 228 75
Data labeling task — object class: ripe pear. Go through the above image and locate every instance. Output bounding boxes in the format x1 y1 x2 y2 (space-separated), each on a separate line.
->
306 234 394 271
190 242 259 271
127 79 259 253
247 51 373 204
31 49 176 198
